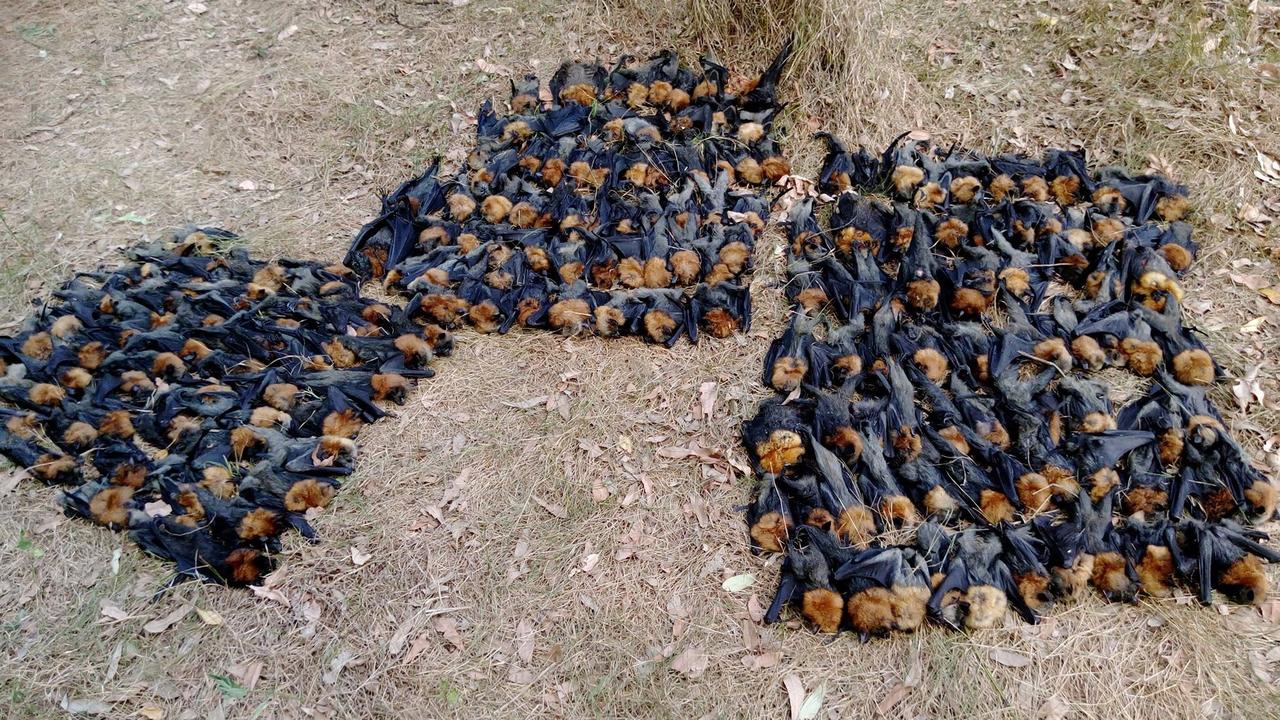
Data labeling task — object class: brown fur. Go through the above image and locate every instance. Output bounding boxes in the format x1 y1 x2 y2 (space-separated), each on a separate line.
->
750 511 789 553
891 165 924 196
795 288 828 311
1016 473 1053 514
1034 338 1072 371
705 263 735 286
508 201 540 229
1156 194 1190 222
891 426 923 463
642 257 671 288
950 176 982 204
1245 481 1278 520
559 83 596 106
761 156 790 182
463 301 497 334
223 548 264 584
964 585 1007 629
624 162 650 187
557 261 584 285
394 333 433 364
180 338 213 361
58 367 92 390
322 409 363 439
949 287 987 316
1091 551 1132 597
981 420 1011 450
481 195 513 223
62 421 99 447
643 310 678 343
1079 411 1116 434
1158 243 1193 272
31 453 75 482
1200 487 1238 521
1043 465 1080 498
109 463 146 489
923 485 959 517
1092 217 1126 245
50 314 82 339
803 588 845 634
1219 556 1268 604
250 406 290 428
906 279 942 311
988 174 1016 201
756 430 804 474
718 242 751 274
833 355 862 378
549 299 591 335
935 218 969 248
28 382 64 406
824 427 863 461
837 506 876 545
737 122 765 143
230 426 262 459
702 308 739 339
937 426 969 455
285 478 335 512
200 466 237 499
980 489 1016 524
594 306 625 337
151 352 186 378
96 410 133 439
1088 468 1120 502
251 264 286 292
1017 572 1054 610
263 383 299 411
847 587 894 635
1123 486 1168 515
913 347 949 383
618 257 645 288
914 182 946 209
417 226 450 251
1172 349 1213 386
322 338 359 368
447 192 476 221
1021 175 1049 202
736 157 764 184
1071 335 1106 371
1050 175 1081 206
881 495 920 526
1120 338 1163 376
78 341 107 370
1136 545 1175 597
669 250 701 285
1157 428 1184 466
21 332 53 360
238 508 280 541
4 414 36 439
90 486 133 526
769 356 807 392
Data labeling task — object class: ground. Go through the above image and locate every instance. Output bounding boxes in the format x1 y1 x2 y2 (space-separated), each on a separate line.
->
2 0 1279 718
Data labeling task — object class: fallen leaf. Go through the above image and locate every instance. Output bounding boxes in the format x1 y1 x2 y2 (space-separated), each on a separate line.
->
142 500 171 517
434 616 465 651
877 683 910 715
195 607 223 626
143 605 192 634
229 660 264 691
616 435 633 454
784 675 806 720
657 446 692 460
798 682 826 720
722 573 755 592
991 648 1032 668
277 24 299 41
249 584 291 606
138 706 166 720
186 2 208 14
699 381 718 419
1260 287 1280 305
670 646 708 678
1038 696 1070 720
516 618 535 663
503 396 548 409
1240 317 1267 334
476 57 513 76
1232 366 1265 412
1 468 29 494
321 650 357 684
100 599 129 622
746 595 765 623
532 495 568 518
61 697 112 715
508 667 535 684
350 546 372 566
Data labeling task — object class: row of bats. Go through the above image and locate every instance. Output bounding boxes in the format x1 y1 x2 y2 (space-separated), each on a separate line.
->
743 133 1278 638
0 43 1272 643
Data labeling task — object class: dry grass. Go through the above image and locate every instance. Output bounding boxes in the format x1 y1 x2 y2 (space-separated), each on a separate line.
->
1 0 1279 718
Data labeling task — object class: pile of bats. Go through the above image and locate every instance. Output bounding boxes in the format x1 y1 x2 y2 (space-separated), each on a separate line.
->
0 47 792 587
0 228 445 587
745 133 1279 637
343 45 795 344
